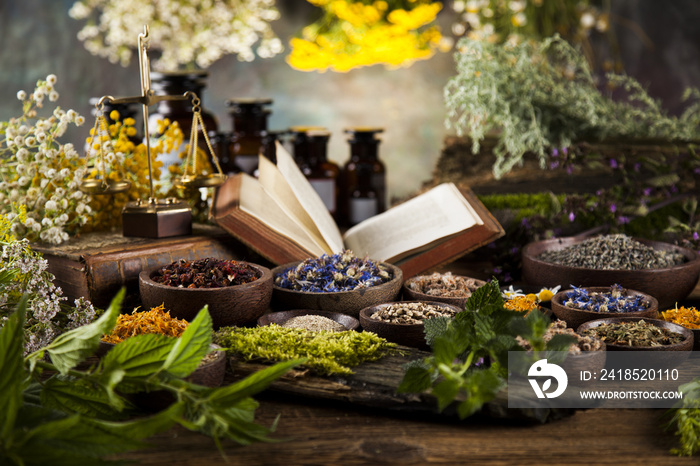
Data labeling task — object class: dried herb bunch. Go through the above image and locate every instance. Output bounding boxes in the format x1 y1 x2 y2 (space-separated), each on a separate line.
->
152 258 260 288
563 284 652 314
101 303 189 344
445 35 700 179
582 320 686 347
275 250 392 292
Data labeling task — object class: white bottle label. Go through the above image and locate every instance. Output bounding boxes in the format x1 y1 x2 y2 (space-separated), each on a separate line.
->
349 198 378 224
309 179 336 213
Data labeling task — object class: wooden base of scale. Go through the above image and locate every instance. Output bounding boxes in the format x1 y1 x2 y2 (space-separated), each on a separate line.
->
122 198 192 238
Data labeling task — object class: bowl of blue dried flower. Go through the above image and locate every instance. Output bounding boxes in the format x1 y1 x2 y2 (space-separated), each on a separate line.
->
551 285 658 329
271 251 402 317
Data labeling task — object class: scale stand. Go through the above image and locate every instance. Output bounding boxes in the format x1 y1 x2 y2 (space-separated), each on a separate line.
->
80 25 225 238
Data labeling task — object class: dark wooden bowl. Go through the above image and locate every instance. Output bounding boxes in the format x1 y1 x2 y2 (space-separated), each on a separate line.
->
358 301 461 349
139 261 272 329
576 317 694 352
402 274 486 308
551 287 659 329
257 309 359 331
271 261 402 317
522 237 700 309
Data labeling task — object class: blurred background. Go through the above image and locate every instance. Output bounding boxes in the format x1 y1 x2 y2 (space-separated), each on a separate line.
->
1 0 699 200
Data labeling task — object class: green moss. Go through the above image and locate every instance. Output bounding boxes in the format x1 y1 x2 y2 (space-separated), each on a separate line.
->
213 325 397 376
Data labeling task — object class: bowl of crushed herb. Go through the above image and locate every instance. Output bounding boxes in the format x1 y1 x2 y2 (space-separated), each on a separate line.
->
100 304 227 388
257 310 359 332
271 250 402 317
359 301 462 348
661 305 700 351
551 284 658 329
139 257 273 329
577 317 693 352
522 234 700 309
402 272 486 307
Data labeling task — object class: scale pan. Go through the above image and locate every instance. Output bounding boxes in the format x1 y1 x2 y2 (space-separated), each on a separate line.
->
79 178 132 195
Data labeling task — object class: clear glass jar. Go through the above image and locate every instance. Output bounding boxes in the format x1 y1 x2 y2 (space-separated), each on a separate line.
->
341 127 386 226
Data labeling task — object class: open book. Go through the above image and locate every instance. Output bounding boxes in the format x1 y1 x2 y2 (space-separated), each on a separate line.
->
211 143 504 278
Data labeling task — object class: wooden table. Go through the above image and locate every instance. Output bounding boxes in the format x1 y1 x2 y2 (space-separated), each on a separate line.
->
116 394 696 465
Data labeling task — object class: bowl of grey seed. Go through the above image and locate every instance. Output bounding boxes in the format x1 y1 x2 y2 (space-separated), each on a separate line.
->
359 301 462 348
257 309 359 332
522 234 700 309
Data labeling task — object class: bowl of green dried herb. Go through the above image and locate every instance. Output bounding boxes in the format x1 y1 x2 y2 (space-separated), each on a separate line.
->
139 257 273 329
577 317 693 352
271 251 402 317
522 234 700 309
551 285 659 329
359 301 462 348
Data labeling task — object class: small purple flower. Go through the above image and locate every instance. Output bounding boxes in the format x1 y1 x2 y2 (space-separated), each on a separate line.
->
550 161 560 169
562 147 568 155
566 165 574 175
617 216 630 224
493 266 502 274
693 231 699 241
634 163 641 172
643 187 652 197
609 158 618 169
671 184 678 193
568 212 576 222
521 217 532 230
552 148 559 157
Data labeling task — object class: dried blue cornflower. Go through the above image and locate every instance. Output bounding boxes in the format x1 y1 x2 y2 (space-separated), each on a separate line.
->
274 250 393 293
563 284 651 313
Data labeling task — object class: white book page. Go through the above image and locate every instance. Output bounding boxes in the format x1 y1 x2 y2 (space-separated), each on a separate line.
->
238 174 326 257
342 183 482 261
257 155 331 253
273 142 345 253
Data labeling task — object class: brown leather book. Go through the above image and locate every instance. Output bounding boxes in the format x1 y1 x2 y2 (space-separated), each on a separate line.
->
210 145 504 278
33 224 249 309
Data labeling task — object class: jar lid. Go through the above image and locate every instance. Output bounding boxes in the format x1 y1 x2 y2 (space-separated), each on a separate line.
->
226 98 273 107
289 126 328 135
344 127 384 134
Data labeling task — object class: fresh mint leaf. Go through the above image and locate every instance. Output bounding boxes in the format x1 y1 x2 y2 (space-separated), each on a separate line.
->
456 369 505 419
432 378 460 412
40 375 126 419
102 333 176 378
432 334 460 367
0 294 27 440
44 288 124 374
397 363 434 393
163 306 212 378
423 316 451 348
464 278 503 312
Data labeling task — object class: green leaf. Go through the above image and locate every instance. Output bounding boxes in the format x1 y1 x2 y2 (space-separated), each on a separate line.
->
457 369 505 419
397 364 434 394
208 359 303 406
432 335 459 367
40 375 127 418
0 294 27 439
464 279 503 312
423 316 452 348
546 334 578 352
102 333 176 378
162 306 213 378
432 378 460 412
44 288 124 374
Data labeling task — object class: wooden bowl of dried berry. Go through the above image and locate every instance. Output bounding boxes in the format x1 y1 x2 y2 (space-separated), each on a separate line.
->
522 234 700 309
577 317 693 353
402 272 486 308
551 285 659 329
257 309 359 332
359 301 462 349
139 257 273 329
271 252 402 318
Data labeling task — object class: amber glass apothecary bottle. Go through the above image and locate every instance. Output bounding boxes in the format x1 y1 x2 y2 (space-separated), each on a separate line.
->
341 127 386 226
148 70 219 171
291 126 340 219
225 98 272 175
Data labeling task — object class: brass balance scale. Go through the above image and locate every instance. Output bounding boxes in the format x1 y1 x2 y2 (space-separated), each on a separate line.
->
79 25 226 238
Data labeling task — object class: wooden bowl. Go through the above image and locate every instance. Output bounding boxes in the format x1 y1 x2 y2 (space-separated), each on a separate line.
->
139 262 272 329
522 237 700 309
257 309 359 331
576 317 694 352
402 274 486 308
358 301 461 349
271 261 402 318
551 287 659 329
